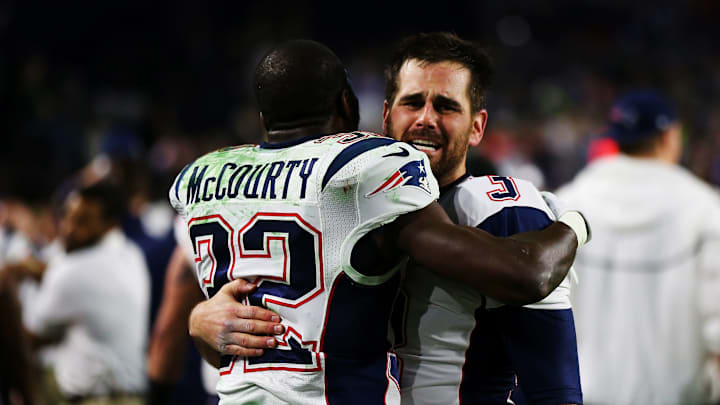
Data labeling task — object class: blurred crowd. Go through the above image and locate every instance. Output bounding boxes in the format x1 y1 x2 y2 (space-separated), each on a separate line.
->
1 1 720 404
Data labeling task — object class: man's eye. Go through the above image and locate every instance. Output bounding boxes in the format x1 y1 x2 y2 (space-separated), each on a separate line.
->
402 101 423 108
436 103 460 112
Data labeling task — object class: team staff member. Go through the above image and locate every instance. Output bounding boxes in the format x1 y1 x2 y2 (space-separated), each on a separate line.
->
6 182 150 404
558 90 720 404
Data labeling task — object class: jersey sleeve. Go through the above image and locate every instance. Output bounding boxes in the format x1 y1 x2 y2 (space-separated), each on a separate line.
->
168 162 193 219
455 176 573 310
173 215 195 267
332 141 440 286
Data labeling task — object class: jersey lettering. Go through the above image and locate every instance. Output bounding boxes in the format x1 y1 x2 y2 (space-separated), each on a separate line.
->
184 158 319 205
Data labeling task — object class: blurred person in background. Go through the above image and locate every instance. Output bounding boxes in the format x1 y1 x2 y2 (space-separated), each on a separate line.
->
2 182 150 405
0 268 39 405
557 90 720 404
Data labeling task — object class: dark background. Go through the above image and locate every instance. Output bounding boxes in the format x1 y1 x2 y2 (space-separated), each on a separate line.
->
2 2 719 402
3 0 720 199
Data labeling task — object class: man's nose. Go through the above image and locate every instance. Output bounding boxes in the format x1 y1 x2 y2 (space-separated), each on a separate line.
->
414 102 438 129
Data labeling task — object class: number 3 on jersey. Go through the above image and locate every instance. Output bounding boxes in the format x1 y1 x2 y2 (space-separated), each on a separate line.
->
486 175 521 201
188 213 324 372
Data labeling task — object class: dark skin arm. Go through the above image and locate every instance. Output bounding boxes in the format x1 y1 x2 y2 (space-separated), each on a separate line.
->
188 200 579 360
387 201 577 305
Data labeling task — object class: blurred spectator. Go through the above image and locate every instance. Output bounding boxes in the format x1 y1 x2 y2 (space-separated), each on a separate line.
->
557 90 720 404
0 267 39 405
4 182 150 404
585 134 618 163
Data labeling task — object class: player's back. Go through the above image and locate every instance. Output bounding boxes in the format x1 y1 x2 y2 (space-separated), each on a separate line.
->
170 132 439 405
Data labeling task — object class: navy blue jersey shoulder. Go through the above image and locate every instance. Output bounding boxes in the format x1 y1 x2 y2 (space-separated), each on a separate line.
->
461 202 581 405
321 137 397 190
476 206 552 236
174 162 194 201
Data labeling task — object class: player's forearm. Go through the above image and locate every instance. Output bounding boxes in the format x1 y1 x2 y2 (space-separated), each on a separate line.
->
507 221 578 302
147 317 190 381
401 221 576 305
188 299 224 367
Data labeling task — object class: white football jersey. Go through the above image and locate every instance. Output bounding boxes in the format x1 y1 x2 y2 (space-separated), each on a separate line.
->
170 132 439 405
395 175 574 405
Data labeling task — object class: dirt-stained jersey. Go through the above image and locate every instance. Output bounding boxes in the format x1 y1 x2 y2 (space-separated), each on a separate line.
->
394 174 581 405
170 132 439 405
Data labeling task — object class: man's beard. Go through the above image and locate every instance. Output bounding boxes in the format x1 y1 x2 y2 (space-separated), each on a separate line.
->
386 115 469 180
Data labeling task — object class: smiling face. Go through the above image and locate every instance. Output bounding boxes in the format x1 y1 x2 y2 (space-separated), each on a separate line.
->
383 59 487 187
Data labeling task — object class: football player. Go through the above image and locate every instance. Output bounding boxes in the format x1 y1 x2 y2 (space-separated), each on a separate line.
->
384 32 582 405
173 39 587 404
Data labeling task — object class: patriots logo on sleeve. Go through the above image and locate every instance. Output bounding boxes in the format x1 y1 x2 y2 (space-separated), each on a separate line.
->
365 159 432 197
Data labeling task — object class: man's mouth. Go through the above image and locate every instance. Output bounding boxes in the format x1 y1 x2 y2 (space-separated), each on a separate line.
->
408 139 441 153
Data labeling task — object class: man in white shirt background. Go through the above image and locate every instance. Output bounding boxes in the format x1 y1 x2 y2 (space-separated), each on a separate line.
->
2 182 150 404
558 90 720 404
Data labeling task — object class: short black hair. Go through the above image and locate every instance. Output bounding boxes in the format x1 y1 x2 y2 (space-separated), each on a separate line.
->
617 136 661 156
76 181 127 223
254 39 358 131
384 32 494 114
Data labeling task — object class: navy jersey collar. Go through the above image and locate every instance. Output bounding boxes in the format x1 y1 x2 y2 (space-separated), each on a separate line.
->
259 133 329 149
440 172 470 196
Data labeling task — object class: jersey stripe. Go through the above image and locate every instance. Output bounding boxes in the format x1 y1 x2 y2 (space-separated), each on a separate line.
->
460 205 582 404
459 205 552 402
174 162 193 201
322 272 401 404
321 137 396 190
475 206 552 238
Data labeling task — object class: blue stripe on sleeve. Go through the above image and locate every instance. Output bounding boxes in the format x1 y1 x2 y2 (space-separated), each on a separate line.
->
174 163 192 201
321 137 396 190
476 206 552 236
462 205 581 404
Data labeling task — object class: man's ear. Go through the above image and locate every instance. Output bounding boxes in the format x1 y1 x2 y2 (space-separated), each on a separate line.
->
339 88 360 130
382 100 390 135
469 109 488 147
259 112 269 131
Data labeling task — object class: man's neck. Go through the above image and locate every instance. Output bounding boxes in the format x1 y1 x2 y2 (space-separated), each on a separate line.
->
437 165 468 188
265 118 351 144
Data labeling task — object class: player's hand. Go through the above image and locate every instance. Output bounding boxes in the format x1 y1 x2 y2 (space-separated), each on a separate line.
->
189 279 285 357
541 191 591 247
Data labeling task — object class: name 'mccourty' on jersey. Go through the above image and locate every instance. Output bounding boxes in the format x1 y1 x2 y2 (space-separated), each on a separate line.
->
169 131 439 405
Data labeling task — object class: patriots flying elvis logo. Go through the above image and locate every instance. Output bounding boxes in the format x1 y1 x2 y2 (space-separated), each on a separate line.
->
365 159 432 197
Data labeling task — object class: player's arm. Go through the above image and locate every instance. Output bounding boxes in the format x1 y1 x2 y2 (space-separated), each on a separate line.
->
388 201 583 306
